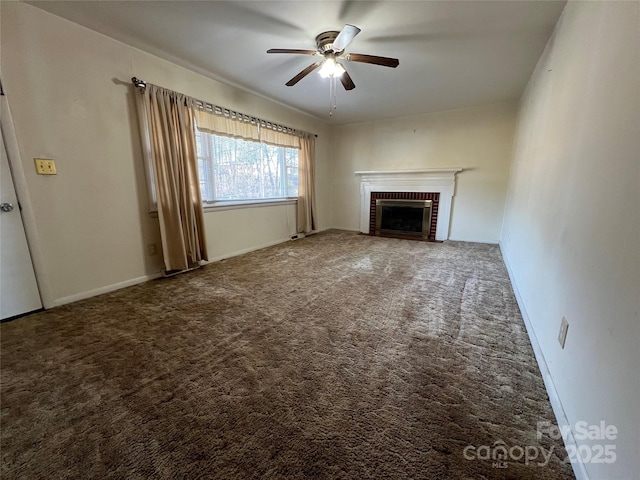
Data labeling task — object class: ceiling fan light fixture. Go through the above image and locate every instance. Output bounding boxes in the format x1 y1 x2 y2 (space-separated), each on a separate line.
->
319 58 345 78
267 24 399 116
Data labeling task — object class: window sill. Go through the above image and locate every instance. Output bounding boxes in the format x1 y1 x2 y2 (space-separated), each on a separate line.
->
203 198 297 212
147 198 296 217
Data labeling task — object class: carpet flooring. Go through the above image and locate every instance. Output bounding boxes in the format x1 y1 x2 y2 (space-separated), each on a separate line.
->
1 230 574 479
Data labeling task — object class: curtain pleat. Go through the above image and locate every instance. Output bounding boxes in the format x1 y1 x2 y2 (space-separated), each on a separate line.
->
144 85 208 272
297 135 317 233
259 127 301 148
194 109 259 141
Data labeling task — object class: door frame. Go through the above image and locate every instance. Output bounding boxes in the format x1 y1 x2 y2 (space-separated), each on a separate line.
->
1 91 53 309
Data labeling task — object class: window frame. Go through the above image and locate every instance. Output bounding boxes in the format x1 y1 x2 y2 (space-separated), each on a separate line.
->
202 197 297 212
195 129 300 210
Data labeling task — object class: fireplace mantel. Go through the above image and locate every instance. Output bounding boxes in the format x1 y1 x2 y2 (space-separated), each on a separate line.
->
355 168 462 241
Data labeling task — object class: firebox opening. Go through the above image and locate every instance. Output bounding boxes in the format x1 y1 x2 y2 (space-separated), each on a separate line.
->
375 199 433 239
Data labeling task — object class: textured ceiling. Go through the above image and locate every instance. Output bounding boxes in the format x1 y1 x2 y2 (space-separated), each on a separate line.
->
28 1 566 125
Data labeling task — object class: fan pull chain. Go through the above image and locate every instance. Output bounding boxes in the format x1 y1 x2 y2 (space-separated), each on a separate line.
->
329 75 334 116
329 75 338 116
332 75 338 113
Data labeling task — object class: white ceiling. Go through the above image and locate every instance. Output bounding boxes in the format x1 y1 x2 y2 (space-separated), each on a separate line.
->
28 0 566 125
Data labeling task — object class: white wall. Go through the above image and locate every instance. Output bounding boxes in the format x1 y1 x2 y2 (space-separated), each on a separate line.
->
1 2 330 307
330 102 517 243
501 2 639 479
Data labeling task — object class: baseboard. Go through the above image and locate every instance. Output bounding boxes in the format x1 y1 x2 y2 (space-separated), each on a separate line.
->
203 236 293 264
51 234 304 308
448 237 499 244
51 237 298 308
499 242 589 480
328 226 362 233
326 228 500 244
51 272 163 307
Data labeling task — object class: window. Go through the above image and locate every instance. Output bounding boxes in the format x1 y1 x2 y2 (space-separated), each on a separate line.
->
195 130 298 204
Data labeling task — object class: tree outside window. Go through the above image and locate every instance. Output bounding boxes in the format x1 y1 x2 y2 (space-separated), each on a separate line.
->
196 130 298 202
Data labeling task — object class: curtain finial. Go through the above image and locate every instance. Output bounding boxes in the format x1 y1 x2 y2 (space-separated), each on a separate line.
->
132 77 147 89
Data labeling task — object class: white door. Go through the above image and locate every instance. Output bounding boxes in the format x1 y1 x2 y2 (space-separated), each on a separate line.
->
0 127 42 319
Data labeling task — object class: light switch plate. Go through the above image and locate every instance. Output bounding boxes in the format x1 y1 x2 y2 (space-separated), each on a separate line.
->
558 316 569 349
35 158 57 175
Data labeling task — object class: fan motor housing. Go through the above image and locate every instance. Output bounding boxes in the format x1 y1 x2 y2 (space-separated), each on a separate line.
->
315 31 340 54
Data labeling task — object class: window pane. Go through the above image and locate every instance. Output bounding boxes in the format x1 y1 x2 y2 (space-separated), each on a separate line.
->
285 148 298 197
195 131 298 202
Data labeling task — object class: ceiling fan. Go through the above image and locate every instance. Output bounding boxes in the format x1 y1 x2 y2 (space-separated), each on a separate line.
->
267 24 399 92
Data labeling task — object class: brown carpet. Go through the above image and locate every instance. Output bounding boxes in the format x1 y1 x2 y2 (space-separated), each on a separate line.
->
1 230 574 479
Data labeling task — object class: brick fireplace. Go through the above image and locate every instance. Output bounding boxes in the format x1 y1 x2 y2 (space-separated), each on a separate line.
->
355 169 462 241
370 192 440 240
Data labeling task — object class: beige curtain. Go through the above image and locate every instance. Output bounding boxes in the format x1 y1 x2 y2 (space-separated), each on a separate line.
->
143 85 208 272
259 126 301 148
194 109 258 141
297 135 317 233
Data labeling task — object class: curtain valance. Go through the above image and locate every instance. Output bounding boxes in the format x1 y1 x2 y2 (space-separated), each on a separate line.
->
194 109 259 141
195 109 303 149
259 121 301 149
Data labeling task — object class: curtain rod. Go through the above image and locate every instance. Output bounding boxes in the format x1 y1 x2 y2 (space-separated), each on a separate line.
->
131 77 317 138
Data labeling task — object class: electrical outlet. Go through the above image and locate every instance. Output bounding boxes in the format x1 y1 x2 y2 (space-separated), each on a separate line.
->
146 243 158 256
34 158 57 175
558 316 569 349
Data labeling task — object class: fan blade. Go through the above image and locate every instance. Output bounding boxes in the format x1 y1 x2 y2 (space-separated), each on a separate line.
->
346 53 399 68
286 62 323 86
333 24 361 52
340 69 356 91
267 49 318 55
